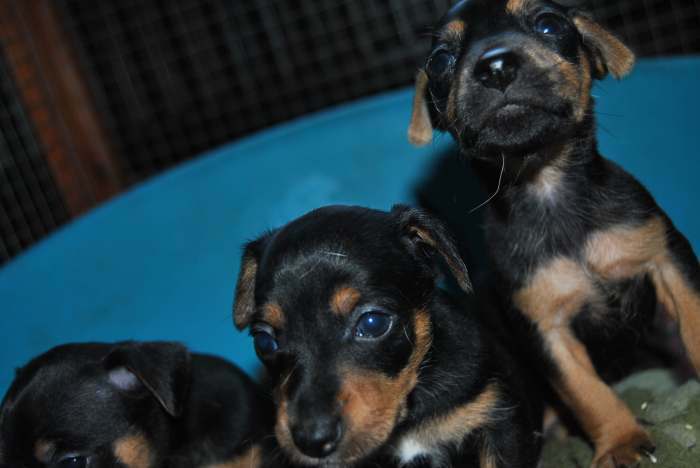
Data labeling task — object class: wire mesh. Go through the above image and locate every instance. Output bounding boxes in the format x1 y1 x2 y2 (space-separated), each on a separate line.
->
0 50 68 264
0 0 698 263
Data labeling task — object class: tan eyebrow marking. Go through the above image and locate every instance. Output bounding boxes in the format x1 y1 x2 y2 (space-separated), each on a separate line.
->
506 0 529 15
330 286 362 316
262 302 285 329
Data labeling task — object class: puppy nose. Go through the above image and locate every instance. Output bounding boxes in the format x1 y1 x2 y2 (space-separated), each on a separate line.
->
474 47 520 92
291 416 343 459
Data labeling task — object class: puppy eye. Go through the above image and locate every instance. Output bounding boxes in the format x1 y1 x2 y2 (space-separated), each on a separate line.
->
355 311 392 339
54 455 88 468
252 324 279 357
426 49 455 79
534 12 568 36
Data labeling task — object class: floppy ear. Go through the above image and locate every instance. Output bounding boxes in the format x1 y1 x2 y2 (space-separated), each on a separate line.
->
408 69 434 147
104 341 191 418
233 234 272 330
572 13 635 79
392 204 472 292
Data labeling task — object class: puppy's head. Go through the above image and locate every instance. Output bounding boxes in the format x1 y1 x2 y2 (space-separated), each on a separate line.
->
409 0 634 156
233 205 470 466
0 342 190 468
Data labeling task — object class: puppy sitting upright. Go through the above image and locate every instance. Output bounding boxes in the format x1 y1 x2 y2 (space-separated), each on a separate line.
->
409 1 700 467
0 341 270 468
233 205 542 467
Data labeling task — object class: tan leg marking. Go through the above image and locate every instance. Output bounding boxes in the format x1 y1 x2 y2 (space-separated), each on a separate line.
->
34 440 55 463
330 286 361 316
654 259 700 371
586 216 700 372
113 433 153 468
202 445 262 468
262 302 285 329
515 257 651 466
400 384 500 452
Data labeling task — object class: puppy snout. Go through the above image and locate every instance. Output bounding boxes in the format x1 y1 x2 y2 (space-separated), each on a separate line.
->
291 415 343 459
474 47 520 92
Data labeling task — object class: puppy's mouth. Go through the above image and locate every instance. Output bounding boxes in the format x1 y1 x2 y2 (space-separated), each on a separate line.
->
459 98 572 152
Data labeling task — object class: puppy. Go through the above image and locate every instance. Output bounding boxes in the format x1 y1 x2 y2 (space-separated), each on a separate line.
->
0 341 272 468
408 1 700 467
233 205 543 467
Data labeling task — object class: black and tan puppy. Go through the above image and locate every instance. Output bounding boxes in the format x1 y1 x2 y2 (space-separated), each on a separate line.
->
0 341 271 468
233 205 542 467
409 1 700 467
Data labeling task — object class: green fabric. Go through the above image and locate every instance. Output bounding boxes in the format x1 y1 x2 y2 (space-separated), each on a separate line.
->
541 370 700 467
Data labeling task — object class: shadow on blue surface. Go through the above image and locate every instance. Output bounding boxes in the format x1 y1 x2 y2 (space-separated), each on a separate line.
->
1 57 698 396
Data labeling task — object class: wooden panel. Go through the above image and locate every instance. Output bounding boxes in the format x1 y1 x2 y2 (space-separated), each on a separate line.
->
0 0 122 215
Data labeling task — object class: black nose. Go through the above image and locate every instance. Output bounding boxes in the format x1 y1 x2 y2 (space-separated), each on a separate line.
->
291 416 343 459
474 47 520 92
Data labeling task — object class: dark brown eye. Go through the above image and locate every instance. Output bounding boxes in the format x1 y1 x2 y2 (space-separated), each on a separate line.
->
427 49 456 79
534 12 568 36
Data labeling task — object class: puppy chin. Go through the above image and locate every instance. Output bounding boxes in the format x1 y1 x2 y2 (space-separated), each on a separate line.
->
470 108 571 153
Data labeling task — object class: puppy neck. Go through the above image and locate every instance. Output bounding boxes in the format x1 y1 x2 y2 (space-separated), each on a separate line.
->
470 122 598 211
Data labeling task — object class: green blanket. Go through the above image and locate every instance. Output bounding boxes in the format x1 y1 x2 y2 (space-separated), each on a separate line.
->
541 370 700 467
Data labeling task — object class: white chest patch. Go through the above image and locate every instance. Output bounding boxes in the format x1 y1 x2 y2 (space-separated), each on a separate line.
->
396 437 433 465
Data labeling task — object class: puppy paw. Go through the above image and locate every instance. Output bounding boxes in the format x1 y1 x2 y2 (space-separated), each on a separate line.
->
591 430 655 468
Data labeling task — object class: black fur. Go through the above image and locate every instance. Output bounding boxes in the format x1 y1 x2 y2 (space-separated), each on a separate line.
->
234 205 542 467
0 342 273 468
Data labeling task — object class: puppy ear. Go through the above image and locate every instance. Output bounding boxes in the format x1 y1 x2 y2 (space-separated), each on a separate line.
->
105 341 191 418
408 69 434 147
392 204 472 292
233 234 272 330
572 13 635 79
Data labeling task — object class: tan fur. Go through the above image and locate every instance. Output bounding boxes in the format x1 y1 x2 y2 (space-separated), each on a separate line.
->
442 20 466 40
585 217 667 280
408 70 433 147
654 256 700 372
546 329 651 465
330 286 362 316
234 254 258 329
514 257 596 330
113 433 153 468
202 445 262 468
505 0 530 15
400 384 500 451
576 51 593 121
585 216 700 371
34 440 54 463
480 448 499 468
262 302 285 329
573 16 635 79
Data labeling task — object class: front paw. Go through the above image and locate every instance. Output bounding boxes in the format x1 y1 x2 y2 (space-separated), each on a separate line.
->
591 430 655 468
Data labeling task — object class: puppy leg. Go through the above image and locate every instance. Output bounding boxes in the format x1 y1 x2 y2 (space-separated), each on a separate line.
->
652 228 700 372
545 328 653 468
585 217 700 373
516 257 651 468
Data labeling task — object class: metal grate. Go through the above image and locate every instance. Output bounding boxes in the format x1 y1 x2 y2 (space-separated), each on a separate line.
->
0 0 698 264
590 0 700 56
0 50 68 263
55 0 453 182
54 0 700 183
